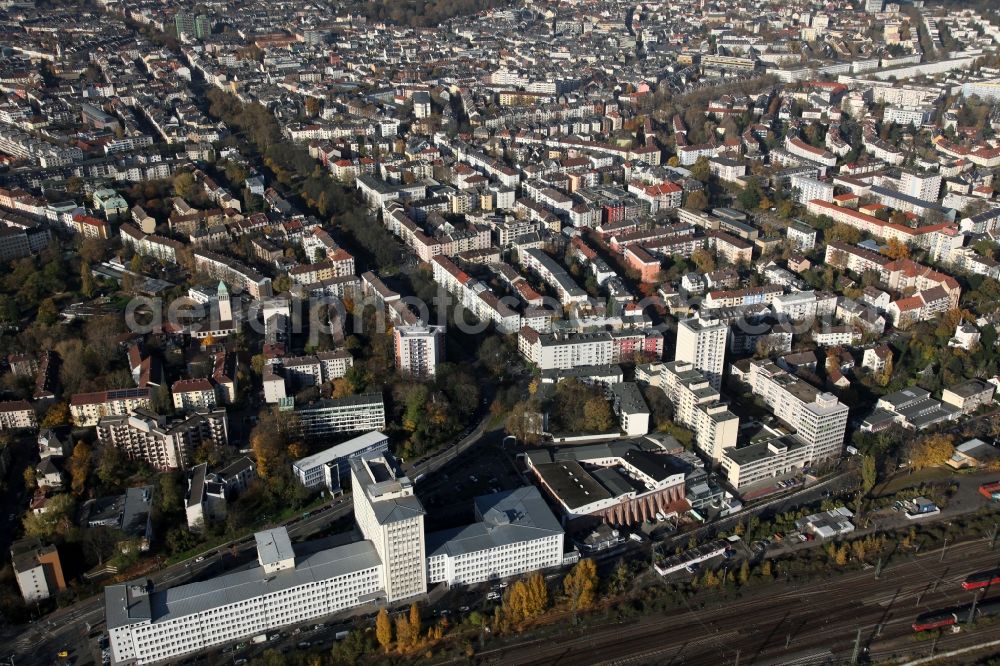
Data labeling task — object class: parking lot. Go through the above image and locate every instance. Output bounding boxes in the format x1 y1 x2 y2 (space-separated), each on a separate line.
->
417 430 526 532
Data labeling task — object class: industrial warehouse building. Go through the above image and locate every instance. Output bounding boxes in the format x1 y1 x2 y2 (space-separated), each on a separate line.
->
525 439 688 527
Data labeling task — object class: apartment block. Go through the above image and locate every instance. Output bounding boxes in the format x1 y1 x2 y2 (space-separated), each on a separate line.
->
746 360 849 462
70 388 152 427
675 317 728 391
637 361 739 462
96 408 229 471
171 378 218 411
518 328 613 371
394 324 445 379
0 400 37 430
11 538 65 602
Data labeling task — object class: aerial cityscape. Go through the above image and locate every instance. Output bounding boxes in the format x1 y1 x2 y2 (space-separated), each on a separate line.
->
0 0 999 664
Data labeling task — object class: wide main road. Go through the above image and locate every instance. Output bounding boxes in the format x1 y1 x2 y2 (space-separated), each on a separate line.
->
2 407 499 665
2 501 355 665
476 537 1000 666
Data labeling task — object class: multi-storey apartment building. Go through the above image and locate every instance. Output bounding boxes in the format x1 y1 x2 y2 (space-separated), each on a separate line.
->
193 250 273 299
746 360 849 462
675 317 728 391
96 408 229 471
637 361 739 462
518 328 614 371
393 324 445 379
70 388 152 427
171 378 218 411
0 400 37 430
11 538 65 602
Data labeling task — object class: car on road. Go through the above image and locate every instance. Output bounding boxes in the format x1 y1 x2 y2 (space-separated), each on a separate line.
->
459 606 470 612
195 556 205 563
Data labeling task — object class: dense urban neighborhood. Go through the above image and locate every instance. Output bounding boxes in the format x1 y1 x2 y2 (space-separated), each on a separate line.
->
0 0 1000 664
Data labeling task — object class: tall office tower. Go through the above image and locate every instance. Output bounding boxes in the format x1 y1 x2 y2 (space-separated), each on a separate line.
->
393 323 445 379
675 317 728 391
350 451 427 602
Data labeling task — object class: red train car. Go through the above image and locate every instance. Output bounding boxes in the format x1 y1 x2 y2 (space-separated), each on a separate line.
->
962 569 1000 591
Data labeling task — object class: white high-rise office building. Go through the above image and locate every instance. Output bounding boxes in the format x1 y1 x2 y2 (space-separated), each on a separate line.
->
675 318 728 391
350 451 427 602
393 323 445 379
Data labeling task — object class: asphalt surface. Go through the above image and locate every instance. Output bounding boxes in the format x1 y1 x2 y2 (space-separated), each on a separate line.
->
1 406 499 666
1 501 355 666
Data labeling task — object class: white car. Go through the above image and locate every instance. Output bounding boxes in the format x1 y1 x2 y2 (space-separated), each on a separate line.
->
195 556 205 563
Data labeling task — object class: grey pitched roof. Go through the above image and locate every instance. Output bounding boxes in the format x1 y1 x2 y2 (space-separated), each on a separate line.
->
426 486 563 559
372 495 426 525
106 539 381 630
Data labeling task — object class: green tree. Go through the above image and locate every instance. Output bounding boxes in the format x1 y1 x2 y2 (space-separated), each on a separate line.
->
173 171 196 200
684 189 709 211
22 493 75 540
80 261 95 297
690 156 710 182
41 402 70 427
861 455 877 495
37 298 58 326
738 560 750 585
408 602 421 646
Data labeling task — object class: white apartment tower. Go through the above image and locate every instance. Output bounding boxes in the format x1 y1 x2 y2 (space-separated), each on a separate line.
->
747 360 849 462
675 317 728 391
350 451 427 602
393 323 445 379
900 170 942 202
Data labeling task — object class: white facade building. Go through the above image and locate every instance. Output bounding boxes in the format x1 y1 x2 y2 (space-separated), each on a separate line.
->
675 317 728 391
518 328 614 371
393 324 445 379
426 486 564 586
637 362 739 462
747 360 849 462
292 431 390 491
105 532 383 665
350 451 427 602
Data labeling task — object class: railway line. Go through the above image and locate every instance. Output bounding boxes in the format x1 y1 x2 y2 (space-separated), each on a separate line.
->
480 538 1000 665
